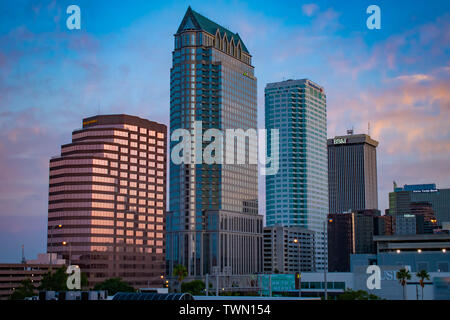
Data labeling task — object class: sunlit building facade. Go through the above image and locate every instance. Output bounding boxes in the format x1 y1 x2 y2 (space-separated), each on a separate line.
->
167 7 263 278
47 114 167 288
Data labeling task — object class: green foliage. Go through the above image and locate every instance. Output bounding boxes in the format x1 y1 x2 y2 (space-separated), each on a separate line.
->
9 279 36 300
416 269 430 287
337 289 382 300
38 265 88 291
93 278 135 296
181 280 206 295
173 264 188 283
39 266 69 291
396 268 411 286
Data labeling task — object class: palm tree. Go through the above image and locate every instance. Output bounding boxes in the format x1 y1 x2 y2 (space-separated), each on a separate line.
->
396 268 411 300
173 264 187 292
416 270 430 300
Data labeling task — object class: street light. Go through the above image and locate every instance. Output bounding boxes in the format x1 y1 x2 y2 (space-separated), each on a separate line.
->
443 249 447 253
293 238 301 297
396 249 401 254
62 241 72 265
49 224 62 271
417 249 422 253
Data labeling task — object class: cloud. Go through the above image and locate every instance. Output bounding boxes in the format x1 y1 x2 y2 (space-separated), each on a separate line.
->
302 3 319 17
393 74 435 83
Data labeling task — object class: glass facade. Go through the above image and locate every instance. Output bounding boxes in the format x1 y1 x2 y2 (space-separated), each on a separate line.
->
47 115 167 288
167 7 263 277
265 79 328 271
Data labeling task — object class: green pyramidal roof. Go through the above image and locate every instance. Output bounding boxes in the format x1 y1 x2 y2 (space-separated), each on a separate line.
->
177 7 249 54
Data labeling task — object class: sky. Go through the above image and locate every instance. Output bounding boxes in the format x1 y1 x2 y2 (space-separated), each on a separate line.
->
0 0 449 262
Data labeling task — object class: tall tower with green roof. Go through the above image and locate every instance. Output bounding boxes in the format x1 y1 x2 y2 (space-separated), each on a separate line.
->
167 7 263 278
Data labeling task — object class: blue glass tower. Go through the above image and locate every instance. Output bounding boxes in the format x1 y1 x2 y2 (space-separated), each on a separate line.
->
265 79 328 271
167 7 263 278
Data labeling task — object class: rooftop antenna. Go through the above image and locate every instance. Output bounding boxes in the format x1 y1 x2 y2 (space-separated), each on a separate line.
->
368 122 371 136
21 244 26 264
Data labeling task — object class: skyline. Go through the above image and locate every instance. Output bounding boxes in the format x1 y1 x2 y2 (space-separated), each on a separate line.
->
1 0 449 262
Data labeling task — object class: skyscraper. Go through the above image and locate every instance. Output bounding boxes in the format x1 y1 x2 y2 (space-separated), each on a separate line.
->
167 7 263 278
48 114 167 288
265 79 328 271
327 132 379 214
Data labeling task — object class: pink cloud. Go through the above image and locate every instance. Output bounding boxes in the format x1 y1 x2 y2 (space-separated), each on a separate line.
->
302 3 319 17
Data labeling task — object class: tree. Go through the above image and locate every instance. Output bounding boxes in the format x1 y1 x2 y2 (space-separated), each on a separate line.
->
396 268 411 300
39 266 69 291
173 264 187 292
416 270 430 300
93 278 135 296
38 265 88 291
9 279 36 300
337 289 382 300
181 280 206 295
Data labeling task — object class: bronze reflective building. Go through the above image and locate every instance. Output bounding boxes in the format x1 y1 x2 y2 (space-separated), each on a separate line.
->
47 114 167 288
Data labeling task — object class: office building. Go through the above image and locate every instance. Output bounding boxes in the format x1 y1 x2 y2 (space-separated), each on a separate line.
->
328 132 379 214
389 183 450 224
265 79 328 271
374 214 393 236
167 7 263 278
263 226 315 273
328 210 381 272
48 114 167 288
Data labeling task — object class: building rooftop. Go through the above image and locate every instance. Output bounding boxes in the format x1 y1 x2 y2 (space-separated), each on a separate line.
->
374 234 450 242
327 133 379 148
177 6 249 54
265 79 324 92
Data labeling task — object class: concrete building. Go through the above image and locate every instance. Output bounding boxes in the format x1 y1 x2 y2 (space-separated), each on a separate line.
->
373 234 450 255
351 250 450 300
167 7 263 278
265 79 328 271
263 226 315 273
48 114 167 288
0 253 66 300
328 132 379 214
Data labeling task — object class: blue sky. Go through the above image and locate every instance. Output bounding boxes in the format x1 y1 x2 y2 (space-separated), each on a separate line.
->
0 0 449 262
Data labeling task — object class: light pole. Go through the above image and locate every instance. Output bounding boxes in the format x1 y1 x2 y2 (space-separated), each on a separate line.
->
49 224 62 271
324 219 331 301
62 241 71 265
293 238 301 297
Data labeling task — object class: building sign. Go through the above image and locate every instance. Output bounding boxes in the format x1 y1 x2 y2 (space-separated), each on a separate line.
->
83 119 98 126
243 72 255 80
334 138 347 145
260 274 295 296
